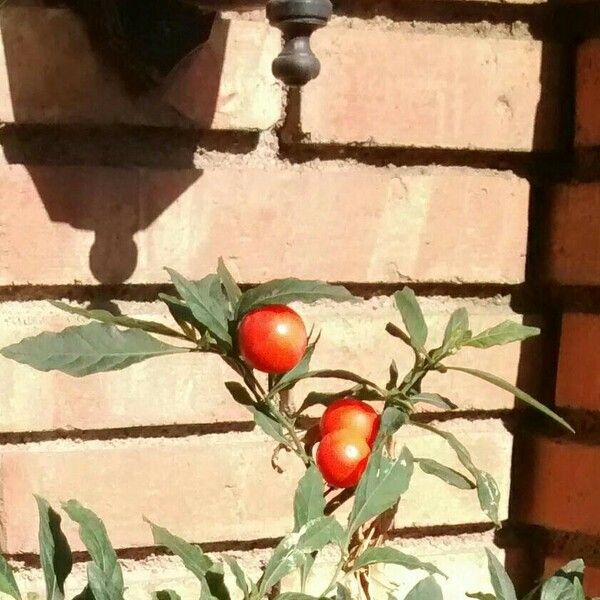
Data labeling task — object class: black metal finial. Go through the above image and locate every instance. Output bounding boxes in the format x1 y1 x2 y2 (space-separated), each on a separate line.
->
266 0 333 86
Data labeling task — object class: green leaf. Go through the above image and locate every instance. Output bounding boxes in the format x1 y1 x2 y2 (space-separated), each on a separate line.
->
145 519 213 581
273 335 320 392
1 322 189 377
572 578 585 600
237 279 355 317
294 466 326 532
464 321 540 349
414 423 500 525
541 577 577 600
258 537 305 595
353 547 445 577
159 293 200 335
249 406 290 446
403 576 443 600
410 393 457 411
222 556 250 599
348 447 414 535
540 559 585 600
224 382 255 407
445 367 574 433
300 553 316 593
217 258 242 307
153 591 182 600
475 472 501 527
260 518 342 596
166 270 232 348
466 593 496 600
417 459 475 490
374 407 408 448
393 288 428 349
439 308 471 355
485 549 517 600
62 500 124 600
0 555 21 600
295 517 344 553
36 496 73 600
50 301 185 340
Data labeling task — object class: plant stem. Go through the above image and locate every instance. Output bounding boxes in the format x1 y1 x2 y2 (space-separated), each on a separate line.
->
268 397 311 465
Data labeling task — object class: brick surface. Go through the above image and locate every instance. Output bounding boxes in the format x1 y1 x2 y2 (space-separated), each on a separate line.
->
556 314 600 411
548 184 600 285
0 298 542 433
0 419 512 554
0 165 530 286
12 533 502 600
515 437 600 536
575 39 600 147
545 557 600 597
300 28 565 151
0 7 282 129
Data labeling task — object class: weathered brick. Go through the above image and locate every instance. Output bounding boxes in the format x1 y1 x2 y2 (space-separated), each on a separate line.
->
515 437 600 536
0 165 530 286
548 184 600 285
0 419 512 554
545 557 600 597
575 38 600 147
0 298 542 433
0 7 281 129
300 27 565 151
556 314 600 411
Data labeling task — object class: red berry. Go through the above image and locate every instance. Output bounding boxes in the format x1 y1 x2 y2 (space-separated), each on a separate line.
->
320 398 380 447
238 305 307 374
316 429 370 488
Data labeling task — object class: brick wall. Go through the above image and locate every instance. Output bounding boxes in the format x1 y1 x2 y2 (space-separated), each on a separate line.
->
0 1 594 599
512 18 600 598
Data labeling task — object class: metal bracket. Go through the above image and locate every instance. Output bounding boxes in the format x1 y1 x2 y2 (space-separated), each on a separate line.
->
266 0 333 86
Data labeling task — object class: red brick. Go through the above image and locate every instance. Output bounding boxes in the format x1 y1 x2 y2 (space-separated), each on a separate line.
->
0 165 530 286
300 28 565 151
575 39 600 147
556 314 600 411
545 557 600 598
515 438 600 536
0 420 512 553
548 184 600 285
0 7 281 129
0 299 541 433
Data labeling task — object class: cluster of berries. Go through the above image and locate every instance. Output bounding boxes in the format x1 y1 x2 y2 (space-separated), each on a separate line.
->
238 304 380 489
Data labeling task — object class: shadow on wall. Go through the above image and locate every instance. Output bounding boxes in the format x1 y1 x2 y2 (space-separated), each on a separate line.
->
0 1 232 283
504 31 574 595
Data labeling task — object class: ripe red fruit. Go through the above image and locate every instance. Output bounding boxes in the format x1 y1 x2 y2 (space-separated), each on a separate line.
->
238 305 308 374
320 398 380 447
316 429 370 488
